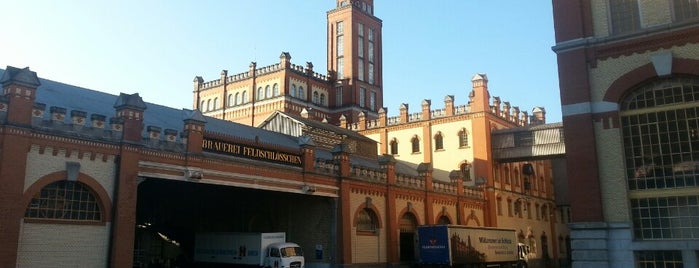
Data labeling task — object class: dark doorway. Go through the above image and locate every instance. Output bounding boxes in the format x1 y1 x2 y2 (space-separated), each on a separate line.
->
399 213 418 262
399 232 415 262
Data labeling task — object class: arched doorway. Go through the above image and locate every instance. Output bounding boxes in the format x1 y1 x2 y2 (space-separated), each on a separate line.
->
399 212 418 262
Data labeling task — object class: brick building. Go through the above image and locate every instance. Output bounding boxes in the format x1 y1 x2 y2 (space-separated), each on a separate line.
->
194 0 383 126
552 0 699 267
0 65 547 267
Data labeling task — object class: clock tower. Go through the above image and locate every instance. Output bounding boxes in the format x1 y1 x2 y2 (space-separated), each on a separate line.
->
327 0 383 122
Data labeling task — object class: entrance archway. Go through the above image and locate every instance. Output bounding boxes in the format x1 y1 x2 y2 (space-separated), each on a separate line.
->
399 212 418 262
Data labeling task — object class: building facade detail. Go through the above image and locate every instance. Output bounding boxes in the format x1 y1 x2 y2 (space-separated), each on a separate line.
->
552 1 699 267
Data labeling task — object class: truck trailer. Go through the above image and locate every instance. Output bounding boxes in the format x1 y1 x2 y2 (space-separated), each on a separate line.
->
194 232 304 268
416 225 529 268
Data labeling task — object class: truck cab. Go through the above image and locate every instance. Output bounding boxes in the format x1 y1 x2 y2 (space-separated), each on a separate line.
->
264 242 305 268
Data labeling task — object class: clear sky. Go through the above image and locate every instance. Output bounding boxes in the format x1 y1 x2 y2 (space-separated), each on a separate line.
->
0 1 561 123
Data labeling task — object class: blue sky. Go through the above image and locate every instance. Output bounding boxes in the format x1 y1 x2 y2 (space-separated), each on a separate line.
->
0 1 561 123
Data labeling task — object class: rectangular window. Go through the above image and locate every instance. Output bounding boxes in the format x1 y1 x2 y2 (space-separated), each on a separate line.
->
358 36 364 58
368 28 374 41
630 196 699 240
359 87 366 107
370 91 376 111
368 63 374 85
336 86 343 106
609 0 641 34
337 35 344 57
337 21 344 35
674 0 699 22
358 59 364 81
337 58 344 79
635 251 683 267
358 23 363 36
368 41 374 62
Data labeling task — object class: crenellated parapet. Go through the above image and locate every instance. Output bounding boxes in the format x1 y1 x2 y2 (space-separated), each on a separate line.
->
312 153 485 201
195 52 330 92
348 73 546 130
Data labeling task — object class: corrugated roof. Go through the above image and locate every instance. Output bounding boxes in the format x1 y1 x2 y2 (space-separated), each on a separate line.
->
0 68 300 149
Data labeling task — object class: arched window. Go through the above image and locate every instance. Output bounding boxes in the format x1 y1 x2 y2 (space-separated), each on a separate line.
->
228 94 234 106
504 166 511 185
25 181 102 221
436 215 451 224
320 93 326 106
411 136 420 153
434 132 444 150
200 100 205 111
400 213 418 233
213 97 219 110
257 87 263 100
313 91 320 104
291 85 297 98
242 91 248 103
265 85 271 98
458 128 469 147
273 83 279 96
206 99 212 111
357 208 378 232
298 86 305 99
390 138 398 155
235 93 241 105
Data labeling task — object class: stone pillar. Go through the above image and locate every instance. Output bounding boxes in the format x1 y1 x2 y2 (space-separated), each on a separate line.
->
378 107 387 127
399 103 408 123
299 136 316 172
357 111 366 130
114 93 146 143
421 99 431 120
183 109 207 154
110 92 147 267
469 73 490 113
444 95 455 116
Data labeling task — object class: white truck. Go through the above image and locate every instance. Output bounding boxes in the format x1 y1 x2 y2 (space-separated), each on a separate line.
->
416 225 529 268
194 232 305 268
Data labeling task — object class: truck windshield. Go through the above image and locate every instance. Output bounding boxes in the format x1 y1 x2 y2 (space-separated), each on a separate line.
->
281 247 304 257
